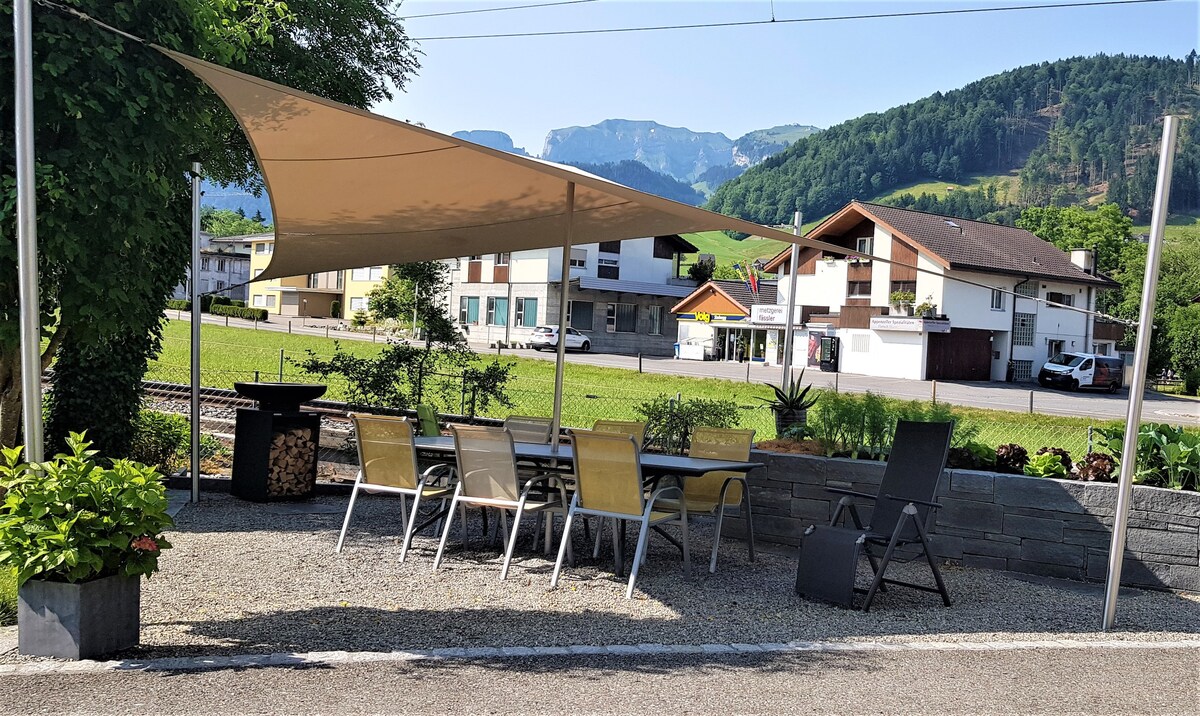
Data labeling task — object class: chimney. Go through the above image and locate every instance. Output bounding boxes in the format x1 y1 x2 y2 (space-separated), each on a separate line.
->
1069 248 1095 275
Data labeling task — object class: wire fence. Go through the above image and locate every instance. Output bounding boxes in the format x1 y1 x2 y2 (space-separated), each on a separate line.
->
141 361 1109 482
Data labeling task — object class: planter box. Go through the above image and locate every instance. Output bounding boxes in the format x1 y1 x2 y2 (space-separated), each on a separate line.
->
18 574 140 659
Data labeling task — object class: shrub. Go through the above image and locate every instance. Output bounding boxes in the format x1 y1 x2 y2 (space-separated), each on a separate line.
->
1076 452 1117 482
210 304 269 321
210 295 232 307
330 299 342 319
1025 451 1069 479
0 434 174 585
166 299 191 312
198 294 214 312
1185 368 1200 397
995 443 1029 474
1036 446 1072 472
1098 423 1200 490
636 396 741 455
127 410 190 474
351 309 369 328
230 299 246 308
947 441 997 470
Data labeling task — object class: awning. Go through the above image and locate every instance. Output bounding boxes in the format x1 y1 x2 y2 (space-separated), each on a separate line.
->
574 276 696 298
159 48 848 280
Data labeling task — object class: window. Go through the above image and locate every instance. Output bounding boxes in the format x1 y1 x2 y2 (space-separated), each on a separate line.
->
254 242 273 255
217 259 226 272
459 296 480 324
351 266 384 282
597 263 620 280
254 268 264 278
469 255 483 261
486 297 509 326
1047 339 1064 359
1081 359 1093 371
568 300 593 331
855 236 874 255
598 240 621 254
350 297 368 312
336 271 345 290
851 334 870 353
308 273 320 289
494 253 510 266
1011 359 1034 381
1014 281 1037 298
200 257 211 271
252 294 275 308
515 297 538 328
990 289 1005 311
215 280 226 291
569 248 587 268
847 280 872 298
890 280 916 295
648 305 663 335
1094 343 1109 356
606 303 636 333
652 236 676 260
1013 313 1036 346
1046 291 1074 307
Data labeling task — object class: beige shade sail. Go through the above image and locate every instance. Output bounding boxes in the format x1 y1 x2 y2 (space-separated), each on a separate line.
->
159 48 849 281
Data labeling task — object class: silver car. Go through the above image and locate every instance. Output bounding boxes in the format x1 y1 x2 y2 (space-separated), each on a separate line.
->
529 326 590 352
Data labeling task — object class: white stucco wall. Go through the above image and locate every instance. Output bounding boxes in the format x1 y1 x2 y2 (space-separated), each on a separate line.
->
941 270 1013 331
870 225 893 307
836 328 927 380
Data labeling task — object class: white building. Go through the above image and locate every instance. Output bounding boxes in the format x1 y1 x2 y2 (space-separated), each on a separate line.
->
759 201 1117 382
447 235 698 355
172 231 252 302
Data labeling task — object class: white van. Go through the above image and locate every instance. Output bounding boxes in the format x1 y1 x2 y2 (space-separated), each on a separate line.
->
1038 352 1124 393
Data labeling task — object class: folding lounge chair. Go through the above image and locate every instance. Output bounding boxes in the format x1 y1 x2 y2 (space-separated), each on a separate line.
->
592 420 647 449
433 425 571 580
552 430 691 599
659 427 756 573
336 414 455 561
796 420 953 611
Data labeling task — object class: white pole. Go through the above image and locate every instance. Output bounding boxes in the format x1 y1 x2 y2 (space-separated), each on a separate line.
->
779 211 802 386
14 0 43 463
549 182 575 450
1102 116 1178 630
190 162 202 503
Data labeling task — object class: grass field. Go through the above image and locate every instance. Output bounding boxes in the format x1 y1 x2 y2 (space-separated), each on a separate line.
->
1133 211 1200 243
868 173 1020 205
680 230 792 266
154 320 1122 454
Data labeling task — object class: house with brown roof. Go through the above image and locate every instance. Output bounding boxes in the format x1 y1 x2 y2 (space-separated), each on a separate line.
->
762 201 1117 382
671 279 779 361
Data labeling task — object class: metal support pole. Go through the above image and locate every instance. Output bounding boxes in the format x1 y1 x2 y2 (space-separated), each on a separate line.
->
638 353 643 373
1103 116 1178 631
550 182 576 449
278 348 284 382
14 0 43 462
780 212 802 387
931 380 937 405
1029 391 1034 414
189 162 202 502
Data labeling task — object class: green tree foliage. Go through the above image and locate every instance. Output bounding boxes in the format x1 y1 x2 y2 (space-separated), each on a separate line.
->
200 207 271 237
882 184 1022 224
1109 235 1200 374
367 262 461 345
1168 304 1200 377
0 1 419 452
1016 203 1132 273
708 55 1199 225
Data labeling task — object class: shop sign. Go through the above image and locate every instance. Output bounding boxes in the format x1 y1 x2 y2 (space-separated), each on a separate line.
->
870 316 952 333
749 305 805 326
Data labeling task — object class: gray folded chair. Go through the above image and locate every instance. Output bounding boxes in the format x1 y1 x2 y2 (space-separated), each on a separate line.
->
796 420 954 611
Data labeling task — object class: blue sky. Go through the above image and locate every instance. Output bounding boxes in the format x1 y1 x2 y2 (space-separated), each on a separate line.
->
379 0 1199 155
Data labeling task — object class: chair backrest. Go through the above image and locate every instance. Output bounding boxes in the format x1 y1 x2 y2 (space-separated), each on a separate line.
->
503 415 554 444
687 427 756 505
351 413 420 490
415 404 440 438
592 420 647 449
870 420 953 537
570 430 645 517
450 425 521 502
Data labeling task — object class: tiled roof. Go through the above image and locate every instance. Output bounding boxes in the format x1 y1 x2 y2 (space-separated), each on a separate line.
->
856 202 1114 287
712 279 777 308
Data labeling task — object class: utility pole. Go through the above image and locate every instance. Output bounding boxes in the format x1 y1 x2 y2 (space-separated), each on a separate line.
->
779 211 802 386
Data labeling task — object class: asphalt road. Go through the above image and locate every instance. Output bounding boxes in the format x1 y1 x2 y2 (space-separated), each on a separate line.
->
170 312 1199 426
4 648 1196 715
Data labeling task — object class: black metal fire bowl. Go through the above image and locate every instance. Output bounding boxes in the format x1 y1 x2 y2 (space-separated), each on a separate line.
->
233 382 327 412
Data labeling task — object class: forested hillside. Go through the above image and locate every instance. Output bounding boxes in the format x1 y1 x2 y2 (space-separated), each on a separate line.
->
708 53 1200 225
567 159 706 205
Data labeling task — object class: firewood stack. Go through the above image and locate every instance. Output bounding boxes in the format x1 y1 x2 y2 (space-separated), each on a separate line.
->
267 427 316 497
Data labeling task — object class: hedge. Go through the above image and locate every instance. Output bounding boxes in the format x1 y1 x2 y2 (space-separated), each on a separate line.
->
166 299 191 311
210 304 269 321
211 295 232 307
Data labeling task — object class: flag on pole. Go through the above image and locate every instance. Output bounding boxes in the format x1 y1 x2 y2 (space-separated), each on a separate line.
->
749 269 759 295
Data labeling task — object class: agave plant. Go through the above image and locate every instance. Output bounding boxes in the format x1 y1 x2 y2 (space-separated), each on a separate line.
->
759 371 820 437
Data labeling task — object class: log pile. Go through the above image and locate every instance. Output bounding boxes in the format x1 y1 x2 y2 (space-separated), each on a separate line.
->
267 427 316 497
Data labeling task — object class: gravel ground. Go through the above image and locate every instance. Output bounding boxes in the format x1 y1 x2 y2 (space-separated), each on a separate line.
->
3 492 1197 663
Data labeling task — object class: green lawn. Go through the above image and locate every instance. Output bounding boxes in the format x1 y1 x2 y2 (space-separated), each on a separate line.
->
155 320 1117 453
680 230 792 266
867 173 1020 205
1133 212 1200 243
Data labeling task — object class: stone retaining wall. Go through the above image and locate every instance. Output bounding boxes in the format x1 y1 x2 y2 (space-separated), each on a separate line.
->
725 451 1200 593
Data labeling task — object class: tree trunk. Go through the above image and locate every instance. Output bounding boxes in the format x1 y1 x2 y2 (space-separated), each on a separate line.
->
0 351 23 450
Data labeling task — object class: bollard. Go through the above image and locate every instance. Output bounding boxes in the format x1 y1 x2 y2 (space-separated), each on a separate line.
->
254 370 260 382
288 320 292 334
1087 425 1093 454
745 360 751 383
638 353 643 373
932 380 938 404
325 326 330 339
278 349 284 382
1029 390 1034 414
372 327 377 343
834 373 839 393
225 315 229 327
254 316 258 330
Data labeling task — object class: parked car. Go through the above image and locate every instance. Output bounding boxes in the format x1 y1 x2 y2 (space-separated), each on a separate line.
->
529 326 590 352
1038 352 1123 392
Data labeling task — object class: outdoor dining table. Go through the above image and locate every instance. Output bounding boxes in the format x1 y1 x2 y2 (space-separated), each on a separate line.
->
413 435 767 575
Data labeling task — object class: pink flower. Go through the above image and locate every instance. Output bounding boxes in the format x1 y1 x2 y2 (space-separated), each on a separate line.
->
131 536 159 552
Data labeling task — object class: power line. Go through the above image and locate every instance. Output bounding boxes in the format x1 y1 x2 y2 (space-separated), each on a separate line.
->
412 0 1167 40
399 0 598 20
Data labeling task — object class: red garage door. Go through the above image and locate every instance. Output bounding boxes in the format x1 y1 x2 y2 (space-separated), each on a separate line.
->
926 329 993 381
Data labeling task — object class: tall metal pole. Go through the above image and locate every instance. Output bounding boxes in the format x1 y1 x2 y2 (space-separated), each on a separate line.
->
1102 116 1178 630
14 0 43 463
549 182 575 450
190 162 202 503
779 211 802 386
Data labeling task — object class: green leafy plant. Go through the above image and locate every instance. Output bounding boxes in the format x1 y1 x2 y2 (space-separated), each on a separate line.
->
947 441 997 470
0 434 174 586
330 299 342 319
1184 368 1200 397
210 304 269 321
351 310 370 328
127 410 190 475
1024 451 1070 479
889 290 916 305
1036 446 1073 473
995 443 1029 474
636 396 740 455
1099 424 1200 490
759 374 820 413
166 299 191 312
1076 452 1116 482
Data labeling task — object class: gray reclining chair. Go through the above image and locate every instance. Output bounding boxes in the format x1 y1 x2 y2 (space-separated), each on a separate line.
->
796 420 954 611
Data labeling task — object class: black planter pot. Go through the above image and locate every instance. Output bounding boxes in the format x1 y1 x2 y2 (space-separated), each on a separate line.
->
774 408 807 437
18 574 140 659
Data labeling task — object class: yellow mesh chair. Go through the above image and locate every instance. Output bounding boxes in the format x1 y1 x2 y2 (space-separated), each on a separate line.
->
337 414 455 562
684 427 757 573
592 420 647 449
551 430 691 599
433 425 570 580
502 416 554 444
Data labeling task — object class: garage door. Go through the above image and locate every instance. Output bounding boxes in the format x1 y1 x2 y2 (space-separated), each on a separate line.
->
926 329 993 381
